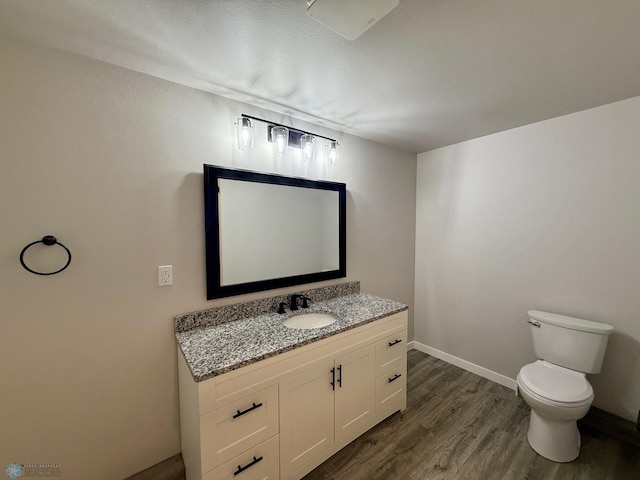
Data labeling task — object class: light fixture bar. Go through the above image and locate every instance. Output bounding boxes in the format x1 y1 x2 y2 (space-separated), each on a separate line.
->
240 114 337 145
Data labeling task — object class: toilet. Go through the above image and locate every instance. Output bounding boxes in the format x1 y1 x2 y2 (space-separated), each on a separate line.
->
517 310 613 463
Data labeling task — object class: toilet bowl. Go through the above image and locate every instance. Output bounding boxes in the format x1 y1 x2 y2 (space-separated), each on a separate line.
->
518 310 613 463
517 360 593 462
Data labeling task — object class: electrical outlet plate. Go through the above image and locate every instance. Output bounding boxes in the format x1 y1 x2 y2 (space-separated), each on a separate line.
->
158 265 173 286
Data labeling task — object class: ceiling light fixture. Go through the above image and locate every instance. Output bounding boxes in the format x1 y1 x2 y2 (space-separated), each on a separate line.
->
236 114 339 165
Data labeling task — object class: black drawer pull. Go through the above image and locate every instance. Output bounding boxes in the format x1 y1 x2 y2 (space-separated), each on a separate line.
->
388 373 402 383
337 364 342 388
388 339 402 347
234 456 263 476
330 367 335 390
232 402 263 419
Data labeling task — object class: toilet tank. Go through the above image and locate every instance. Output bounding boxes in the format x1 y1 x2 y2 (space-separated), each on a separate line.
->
528 310 614 374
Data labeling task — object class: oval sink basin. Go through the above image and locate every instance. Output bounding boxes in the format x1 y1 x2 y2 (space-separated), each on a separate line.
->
282 312 338 330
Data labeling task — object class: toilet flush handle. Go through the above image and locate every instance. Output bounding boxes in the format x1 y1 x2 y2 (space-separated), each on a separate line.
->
527 319 541 327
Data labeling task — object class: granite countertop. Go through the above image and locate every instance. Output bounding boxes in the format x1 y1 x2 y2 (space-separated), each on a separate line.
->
176 292 408 382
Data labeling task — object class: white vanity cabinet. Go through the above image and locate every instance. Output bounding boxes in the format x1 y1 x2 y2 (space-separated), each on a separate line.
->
178 310 407 480
279 343 376 479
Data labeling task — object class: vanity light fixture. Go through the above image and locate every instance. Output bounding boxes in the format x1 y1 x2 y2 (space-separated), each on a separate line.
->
327 140 340 167
235 117 254 151
300 134 316 162
270 126 289 159
236 114 340 166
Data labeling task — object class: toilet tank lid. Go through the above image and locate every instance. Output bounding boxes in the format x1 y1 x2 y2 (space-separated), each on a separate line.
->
528 310 613 335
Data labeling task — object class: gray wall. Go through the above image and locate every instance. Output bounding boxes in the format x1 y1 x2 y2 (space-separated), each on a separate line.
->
415 96 640 421
0 35 416 479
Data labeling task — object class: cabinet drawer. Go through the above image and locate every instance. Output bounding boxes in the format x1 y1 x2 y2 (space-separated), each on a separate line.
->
201 384 278 471
375 362 407 421
204 435 279 480
375 330 407 375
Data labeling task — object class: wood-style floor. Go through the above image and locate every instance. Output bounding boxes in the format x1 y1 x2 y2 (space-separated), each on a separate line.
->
303 350 640 480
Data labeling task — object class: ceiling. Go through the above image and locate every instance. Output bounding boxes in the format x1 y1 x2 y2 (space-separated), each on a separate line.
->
1 0 640 153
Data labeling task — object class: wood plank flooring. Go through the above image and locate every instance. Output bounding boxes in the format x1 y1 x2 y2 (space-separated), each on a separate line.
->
303 350 640 480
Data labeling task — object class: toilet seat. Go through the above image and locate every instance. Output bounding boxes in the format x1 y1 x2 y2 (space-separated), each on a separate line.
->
518 360 593 406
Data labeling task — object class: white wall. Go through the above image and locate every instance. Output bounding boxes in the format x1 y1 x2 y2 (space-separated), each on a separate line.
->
415 96 640 421
0 35 416 480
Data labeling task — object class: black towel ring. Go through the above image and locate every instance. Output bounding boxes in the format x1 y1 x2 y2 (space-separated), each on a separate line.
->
20 235 72 275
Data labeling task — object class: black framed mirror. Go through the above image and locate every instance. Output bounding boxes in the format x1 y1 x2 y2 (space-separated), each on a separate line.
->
204 165 347 299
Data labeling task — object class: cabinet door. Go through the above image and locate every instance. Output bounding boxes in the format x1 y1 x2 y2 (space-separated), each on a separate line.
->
334 344 376 446
279 357 335 479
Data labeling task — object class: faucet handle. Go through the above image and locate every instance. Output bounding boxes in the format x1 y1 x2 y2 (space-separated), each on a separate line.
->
300 295 311 309
277 302 287 314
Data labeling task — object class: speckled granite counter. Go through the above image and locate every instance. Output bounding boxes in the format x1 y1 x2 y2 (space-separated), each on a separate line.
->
175 290 408 382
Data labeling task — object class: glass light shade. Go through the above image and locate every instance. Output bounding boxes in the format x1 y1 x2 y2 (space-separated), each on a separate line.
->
300 134 316 162
270 126 289 159
235 117 254 151
326 140 340 167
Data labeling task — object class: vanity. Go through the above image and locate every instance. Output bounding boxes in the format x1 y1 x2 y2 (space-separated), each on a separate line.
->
175 283 408 480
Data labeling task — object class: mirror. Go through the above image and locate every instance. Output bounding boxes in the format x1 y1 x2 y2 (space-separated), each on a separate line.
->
204 165 346 299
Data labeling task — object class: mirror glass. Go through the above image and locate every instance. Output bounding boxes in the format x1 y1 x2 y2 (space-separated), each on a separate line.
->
204 165 346 299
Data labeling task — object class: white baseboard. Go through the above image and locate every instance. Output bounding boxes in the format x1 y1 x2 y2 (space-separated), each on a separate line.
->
406 340 415 351
411 341 517 391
